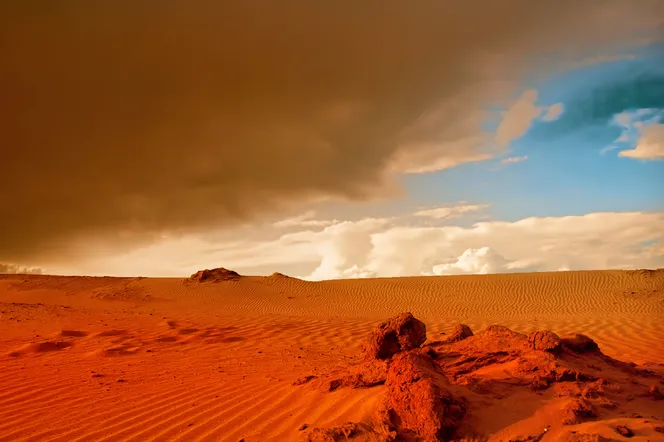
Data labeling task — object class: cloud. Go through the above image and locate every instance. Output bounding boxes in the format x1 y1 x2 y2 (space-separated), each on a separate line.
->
0 263 43 275
1 1 662 265
306 218 389 281
365 212 664 278
619 123 664 159
413 204 488 220
496 90 543 146
50 211 664 280
541 103 564 121
337 265 377 280
495 89 565 145
609 109 664 159
500 156 529 165
429 247 512 275
600 145 620 155
272 211 336 228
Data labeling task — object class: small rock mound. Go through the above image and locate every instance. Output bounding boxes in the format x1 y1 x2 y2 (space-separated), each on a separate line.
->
188 268 241 283
528 330 561 352
615 425 634 438
649 384 663 400
362 312 426 360
446 324 474 343
561 334 599 353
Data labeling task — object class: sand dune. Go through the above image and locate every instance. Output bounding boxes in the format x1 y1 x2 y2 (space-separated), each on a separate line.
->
1 269 663 441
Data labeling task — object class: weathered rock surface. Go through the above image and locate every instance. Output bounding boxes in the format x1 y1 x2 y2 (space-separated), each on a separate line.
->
362 312 427 360
299 313 664 441
561 334 599 353
561 398 597 425
383 351 466 441
446 324 474 343
528 330 561 352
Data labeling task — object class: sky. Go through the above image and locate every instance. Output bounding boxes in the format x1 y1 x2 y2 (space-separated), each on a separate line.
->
1 1 663 279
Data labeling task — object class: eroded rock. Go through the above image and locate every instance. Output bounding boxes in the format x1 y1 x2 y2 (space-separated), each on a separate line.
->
447 324 474 343
362 312 426 360
561 398 597 425
561 334 599 353
383 351 466 441
649 384 663 400
325 359 389 391
308 315 661 442
528 330 561 352
615 425 634 438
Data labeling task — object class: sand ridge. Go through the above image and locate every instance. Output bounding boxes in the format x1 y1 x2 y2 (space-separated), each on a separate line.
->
1 269 663 441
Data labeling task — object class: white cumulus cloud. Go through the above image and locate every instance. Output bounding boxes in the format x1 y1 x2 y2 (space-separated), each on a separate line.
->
619 123 664 159
429 247 511 275
45 211 664 280
610 109 664 160
302 211 664 279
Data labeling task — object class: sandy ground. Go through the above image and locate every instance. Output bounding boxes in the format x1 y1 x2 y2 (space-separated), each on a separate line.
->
1 269 663 441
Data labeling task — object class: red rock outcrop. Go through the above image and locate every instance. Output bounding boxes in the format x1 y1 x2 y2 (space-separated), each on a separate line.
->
362 312 427 360
528 330 562 352
383 351 466 441
561 398 597 425
300 313 664 442
561 334 599 353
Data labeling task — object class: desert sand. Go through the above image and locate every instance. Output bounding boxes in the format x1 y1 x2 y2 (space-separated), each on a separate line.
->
1 269 663 441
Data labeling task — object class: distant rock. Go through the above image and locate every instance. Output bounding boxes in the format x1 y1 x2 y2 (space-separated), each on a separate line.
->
187 268 241 283
268 272 296 279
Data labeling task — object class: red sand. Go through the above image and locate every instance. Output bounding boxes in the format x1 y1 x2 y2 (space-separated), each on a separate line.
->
1 269 663 441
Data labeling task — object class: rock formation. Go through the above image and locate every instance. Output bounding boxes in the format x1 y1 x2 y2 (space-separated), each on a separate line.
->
298 313 664 441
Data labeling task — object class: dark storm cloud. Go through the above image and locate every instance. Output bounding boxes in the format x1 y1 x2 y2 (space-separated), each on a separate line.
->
0 1 662 264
